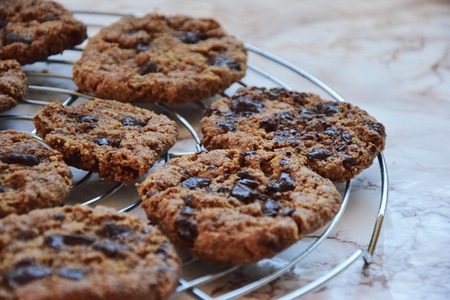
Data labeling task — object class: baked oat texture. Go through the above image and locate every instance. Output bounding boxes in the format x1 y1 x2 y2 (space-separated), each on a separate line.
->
201 87 386 182
0 130 72 218
33 99 178 184
0 60 28 113
0 0 87 65
0 205 181 300
137 149 342 265
72 13 247 104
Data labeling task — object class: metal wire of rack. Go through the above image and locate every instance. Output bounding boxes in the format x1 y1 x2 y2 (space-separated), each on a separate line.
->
0 11 389 300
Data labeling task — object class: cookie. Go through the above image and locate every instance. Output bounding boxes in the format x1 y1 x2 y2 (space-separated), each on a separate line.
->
0 204 181 300
72 13 247 104
137 149 342 265
33 99 178 184
0 0 87 65
200 87 386 182
0 60 28 113
0 130 72 218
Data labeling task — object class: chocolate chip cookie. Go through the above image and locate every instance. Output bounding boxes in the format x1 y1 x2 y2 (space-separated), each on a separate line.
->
201 87 386 182
34 99 178 184
0 204 181 300
0 60 28 113
73 13 247 104
137 149 341 265
0 0 87 65
0 130 72 218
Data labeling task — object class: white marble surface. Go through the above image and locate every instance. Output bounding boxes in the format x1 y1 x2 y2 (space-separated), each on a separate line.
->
43 1 450 299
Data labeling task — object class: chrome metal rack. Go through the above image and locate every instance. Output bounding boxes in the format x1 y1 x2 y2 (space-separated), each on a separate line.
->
0 11 388 300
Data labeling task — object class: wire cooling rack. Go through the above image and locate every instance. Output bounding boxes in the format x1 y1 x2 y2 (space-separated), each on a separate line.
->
0 11 389 300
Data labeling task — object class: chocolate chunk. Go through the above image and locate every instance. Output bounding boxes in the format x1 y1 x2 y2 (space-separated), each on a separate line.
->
241 151 256 157
120 117 146 127
57 268 85 280
136 43 150 52
175 215 198 243
181 177 211 189
1 153 40 166
278 111 294 120
223 112 238 120
324 127 339 136
292 93 307 105
204 107 219 117
45 234 95 248
44 235 63 248
267 90 279 100
341 131 352 143
278 173 295 191
230 177 261 203
343 154 357 168
262 199 281 217
3 32 33 45
93 137 122 147
0 185 4 193
307 148 333 160
175 31 207 44
93 137 109 146
94 241 128 258
207 55 241 70
237 170 255 180
53 214 66 221
279 158 290 167
75 114 98 124
63 234 96 246
313 103 339 116
5 264 52 288
138 61 158 75
216 121 235 132
369 122 384 133
298 108 314 121
274 129 298 144
230 97 263 115
268 172 295 193
180 206 194 216
100 221 134 238
260 117 277 132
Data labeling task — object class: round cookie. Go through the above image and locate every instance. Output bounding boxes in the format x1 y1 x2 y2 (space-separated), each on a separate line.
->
0 60 28 113
0 205 181 300
73 13 247 104
0 130 72 218
33 99 178 184
0 0 87 65
200 87 386 182
137 149 342 265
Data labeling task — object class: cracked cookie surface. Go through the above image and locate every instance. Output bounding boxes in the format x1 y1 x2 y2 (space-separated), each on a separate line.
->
201 87 386 182
0 205 181 300
0 130 72 218
137 149 341 265
73 13 247 104
34 99 178 184
0 0 87 65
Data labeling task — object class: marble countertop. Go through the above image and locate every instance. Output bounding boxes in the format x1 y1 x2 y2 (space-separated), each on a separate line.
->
48 1 449 299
